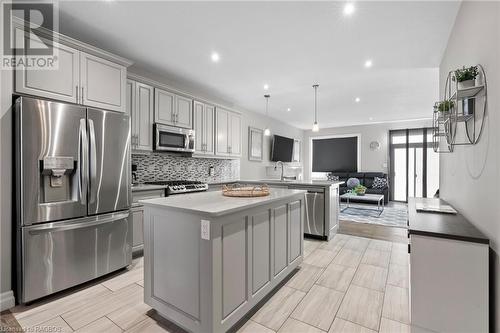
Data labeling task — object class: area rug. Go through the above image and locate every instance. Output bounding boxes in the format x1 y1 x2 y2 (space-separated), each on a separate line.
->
339 203 408 228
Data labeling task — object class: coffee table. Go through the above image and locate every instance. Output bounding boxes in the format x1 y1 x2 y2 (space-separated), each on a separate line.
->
340 193 385 216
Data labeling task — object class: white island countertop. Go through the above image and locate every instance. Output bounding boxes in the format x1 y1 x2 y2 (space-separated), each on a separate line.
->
139 188 307 217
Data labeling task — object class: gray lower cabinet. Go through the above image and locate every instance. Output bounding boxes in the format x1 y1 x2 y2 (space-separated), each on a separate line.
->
131 207 144 251
131 188 165 252
143 195 304 333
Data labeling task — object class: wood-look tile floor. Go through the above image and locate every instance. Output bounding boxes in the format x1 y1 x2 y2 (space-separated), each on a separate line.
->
2 234 410 333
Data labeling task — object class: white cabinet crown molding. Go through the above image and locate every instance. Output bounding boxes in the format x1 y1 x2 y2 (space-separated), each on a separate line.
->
127 72 242 116
12 16 132 67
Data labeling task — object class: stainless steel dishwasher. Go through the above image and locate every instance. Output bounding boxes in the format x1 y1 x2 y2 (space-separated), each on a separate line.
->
289 186 325 238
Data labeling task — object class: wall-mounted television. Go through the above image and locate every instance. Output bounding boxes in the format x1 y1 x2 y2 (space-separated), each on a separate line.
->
271 135 294 162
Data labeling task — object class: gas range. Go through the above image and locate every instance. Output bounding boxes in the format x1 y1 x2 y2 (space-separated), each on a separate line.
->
144 180 208 196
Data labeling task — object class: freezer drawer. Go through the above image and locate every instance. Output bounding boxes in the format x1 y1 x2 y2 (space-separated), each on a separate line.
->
19 211 132 303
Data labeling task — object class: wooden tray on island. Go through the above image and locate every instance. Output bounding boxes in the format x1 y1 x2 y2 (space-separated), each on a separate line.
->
222 184 270 197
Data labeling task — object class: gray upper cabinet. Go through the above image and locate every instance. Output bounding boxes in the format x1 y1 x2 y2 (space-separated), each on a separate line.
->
80 52 127 112
215 107 229 156
155 88 193 129
127 79 154 151
15 28 129 112
15 30 79 104
215 107 242 157
194 101 215 155
126 80 136 146
154 88 175 125
229 112 242 156
176 95 193 129
292 139 301 162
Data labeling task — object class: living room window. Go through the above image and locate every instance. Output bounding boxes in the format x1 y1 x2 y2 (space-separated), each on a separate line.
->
389 128 439 202
310 135 360 179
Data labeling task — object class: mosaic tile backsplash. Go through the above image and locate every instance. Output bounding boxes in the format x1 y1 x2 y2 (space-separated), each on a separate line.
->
132 153 240 183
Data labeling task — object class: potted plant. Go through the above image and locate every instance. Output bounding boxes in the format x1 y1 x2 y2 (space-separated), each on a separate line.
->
436 100 455 113
353 184 367 196
453 65 478 89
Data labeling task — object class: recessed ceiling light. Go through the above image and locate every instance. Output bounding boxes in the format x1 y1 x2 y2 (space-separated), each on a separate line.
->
364 59 373 68
369 117 374 121
263 84 269 91
355 97 361 103
211 52 220 63
343 3 355 16
287 107 291 112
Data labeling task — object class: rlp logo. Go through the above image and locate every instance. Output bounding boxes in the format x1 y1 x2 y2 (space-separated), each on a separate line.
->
2 2 55 56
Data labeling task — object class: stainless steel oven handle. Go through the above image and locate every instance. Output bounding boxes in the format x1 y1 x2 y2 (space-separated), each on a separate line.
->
28 212 130 234
88 119 97 204
79 119 88 205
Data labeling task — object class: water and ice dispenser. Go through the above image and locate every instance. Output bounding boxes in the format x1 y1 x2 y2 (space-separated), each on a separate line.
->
40 156 77 203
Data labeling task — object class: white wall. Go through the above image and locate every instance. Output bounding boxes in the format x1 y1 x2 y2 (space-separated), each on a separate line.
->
240 110 303 180
439 2 500 330
0 66 14 309
302 119 432 178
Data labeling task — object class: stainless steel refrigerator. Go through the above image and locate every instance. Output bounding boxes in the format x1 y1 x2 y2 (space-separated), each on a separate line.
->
15 96 132 303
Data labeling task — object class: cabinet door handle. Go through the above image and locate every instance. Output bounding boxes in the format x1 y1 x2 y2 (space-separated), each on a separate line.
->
81 86 84 103
76 85 79 103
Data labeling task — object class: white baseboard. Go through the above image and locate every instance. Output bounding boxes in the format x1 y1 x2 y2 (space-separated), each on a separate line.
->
0 290 15 311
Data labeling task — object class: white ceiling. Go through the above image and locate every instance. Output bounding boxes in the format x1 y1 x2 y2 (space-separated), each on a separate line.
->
58 1 460 129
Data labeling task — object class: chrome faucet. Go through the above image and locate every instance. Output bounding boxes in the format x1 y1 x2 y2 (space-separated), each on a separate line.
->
274 161 285 181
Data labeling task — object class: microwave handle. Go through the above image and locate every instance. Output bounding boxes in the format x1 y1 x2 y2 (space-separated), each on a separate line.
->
185 133 190 150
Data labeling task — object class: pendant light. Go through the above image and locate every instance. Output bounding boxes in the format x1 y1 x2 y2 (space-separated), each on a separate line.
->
312 84 320 132
264 94 271 136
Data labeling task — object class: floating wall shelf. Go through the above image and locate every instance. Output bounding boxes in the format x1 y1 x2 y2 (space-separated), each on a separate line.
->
432 64 488 153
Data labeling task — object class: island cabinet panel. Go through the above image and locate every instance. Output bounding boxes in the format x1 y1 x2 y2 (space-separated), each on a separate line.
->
289 201 302 263
151 214 200 320
273 205 288 276
251 211 271 295
142 191 305 333
221 218 248 319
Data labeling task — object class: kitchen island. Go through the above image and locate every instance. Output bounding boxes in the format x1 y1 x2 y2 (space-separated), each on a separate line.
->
140 188 306 333
208 180 344 240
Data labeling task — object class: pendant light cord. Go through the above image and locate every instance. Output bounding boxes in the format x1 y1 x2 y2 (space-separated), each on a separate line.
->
264 94 270 117
313 84 319 123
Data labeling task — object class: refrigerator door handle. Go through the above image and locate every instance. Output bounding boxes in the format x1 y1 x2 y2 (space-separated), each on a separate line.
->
79 119 88 205
88 118 98 204
27 212 130 235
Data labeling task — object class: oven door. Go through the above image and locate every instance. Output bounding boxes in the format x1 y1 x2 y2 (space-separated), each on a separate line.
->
154 124 194 152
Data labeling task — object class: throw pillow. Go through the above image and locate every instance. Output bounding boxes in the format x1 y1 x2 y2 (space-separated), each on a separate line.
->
346 177 360 189
372 177 388 189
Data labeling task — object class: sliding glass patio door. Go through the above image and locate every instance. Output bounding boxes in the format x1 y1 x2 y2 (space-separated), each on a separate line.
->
389 128 439 202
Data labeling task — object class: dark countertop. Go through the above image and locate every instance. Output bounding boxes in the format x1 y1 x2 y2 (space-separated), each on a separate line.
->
408 198 489 245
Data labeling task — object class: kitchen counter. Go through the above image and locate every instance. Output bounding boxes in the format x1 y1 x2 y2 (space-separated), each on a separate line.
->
141 188 305 333
408 197 489 332
131 184 167 192
140 188 306 217
408 197 489 244
208 179 344 187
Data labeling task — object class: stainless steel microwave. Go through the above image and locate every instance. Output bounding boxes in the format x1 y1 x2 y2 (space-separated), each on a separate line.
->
154 124 195 153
